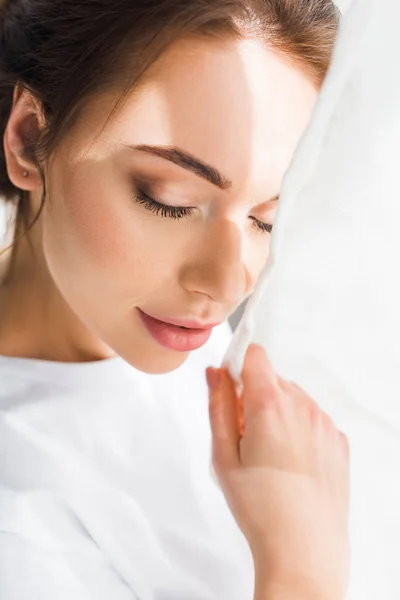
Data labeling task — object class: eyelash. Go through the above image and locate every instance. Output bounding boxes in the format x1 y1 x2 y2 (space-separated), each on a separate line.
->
134 188 273 234
134 188 194 220
249 217 273 234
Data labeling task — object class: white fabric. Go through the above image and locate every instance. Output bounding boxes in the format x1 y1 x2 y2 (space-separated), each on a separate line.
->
0 323 254 600
225 0 400 598
335 0 355 12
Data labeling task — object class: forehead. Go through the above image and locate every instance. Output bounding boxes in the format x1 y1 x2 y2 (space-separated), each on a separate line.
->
70 37 318 190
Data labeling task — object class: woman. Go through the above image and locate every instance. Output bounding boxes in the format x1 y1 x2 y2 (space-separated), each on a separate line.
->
0 1 348 599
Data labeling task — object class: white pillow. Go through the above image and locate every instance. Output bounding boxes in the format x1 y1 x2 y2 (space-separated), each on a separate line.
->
225 0 400 598
335 0 355 12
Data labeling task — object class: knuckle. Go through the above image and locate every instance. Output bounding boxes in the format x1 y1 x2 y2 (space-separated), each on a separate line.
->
321 410 335 429
290 381 306 394
308 403 333 431
308 402 323 424
278 376 292 392
288 381 314 407
339 432 350 453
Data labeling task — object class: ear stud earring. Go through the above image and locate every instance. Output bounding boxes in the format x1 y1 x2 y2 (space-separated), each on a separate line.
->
22 170 29 177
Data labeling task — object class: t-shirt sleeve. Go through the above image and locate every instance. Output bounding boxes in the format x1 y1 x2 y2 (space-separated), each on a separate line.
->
0 489 137 600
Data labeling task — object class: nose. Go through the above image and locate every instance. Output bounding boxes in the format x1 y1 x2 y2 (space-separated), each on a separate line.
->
179 217 251 305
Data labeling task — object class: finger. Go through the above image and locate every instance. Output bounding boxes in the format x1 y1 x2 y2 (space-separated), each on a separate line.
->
206 367 240 471
241 344 281 423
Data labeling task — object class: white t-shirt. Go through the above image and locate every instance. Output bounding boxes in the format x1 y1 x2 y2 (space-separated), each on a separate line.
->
0 322 254 600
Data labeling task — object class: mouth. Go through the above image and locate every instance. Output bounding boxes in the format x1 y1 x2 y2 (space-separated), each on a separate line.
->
137 309 220 352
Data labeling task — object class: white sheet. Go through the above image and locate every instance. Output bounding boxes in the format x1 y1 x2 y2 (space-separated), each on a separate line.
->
224 0 400 598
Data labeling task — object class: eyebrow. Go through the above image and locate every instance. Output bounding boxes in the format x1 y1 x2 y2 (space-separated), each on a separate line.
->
125 144 233 191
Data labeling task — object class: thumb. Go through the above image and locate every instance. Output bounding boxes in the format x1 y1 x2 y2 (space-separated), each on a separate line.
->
206 367 241 471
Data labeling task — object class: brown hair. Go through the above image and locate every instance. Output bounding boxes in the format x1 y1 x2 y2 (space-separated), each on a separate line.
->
0 0 340 248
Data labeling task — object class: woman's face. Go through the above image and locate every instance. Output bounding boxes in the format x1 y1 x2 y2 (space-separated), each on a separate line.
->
35 37 318 373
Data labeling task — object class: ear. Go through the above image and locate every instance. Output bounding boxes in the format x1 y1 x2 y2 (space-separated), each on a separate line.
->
3 86 46 192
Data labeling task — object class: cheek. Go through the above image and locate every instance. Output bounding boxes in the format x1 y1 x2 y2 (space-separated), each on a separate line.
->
246 235 272 288
41 164 170 300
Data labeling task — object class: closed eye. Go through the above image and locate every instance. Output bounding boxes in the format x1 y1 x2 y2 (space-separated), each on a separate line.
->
133 188 274 234
249 217 273 234
134 188 195 220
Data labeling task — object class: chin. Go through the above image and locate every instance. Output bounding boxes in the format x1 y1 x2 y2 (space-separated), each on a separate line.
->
120 345 191 374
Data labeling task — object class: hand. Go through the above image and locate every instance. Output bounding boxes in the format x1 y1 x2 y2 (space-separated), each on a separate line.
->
206 344 350 600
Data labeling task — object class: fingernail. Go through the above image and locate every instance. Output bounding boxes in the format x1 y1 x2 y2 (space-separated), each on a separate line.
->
206 367 221 391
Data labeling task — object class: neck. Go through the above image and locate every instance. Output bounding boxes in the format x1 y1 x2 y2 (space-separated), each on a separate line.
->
0 219 115 363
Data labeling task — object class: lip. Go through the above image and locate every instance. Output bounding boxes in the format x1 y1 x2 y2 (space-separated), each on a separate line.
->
152 315 223 330
137 309 222 352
